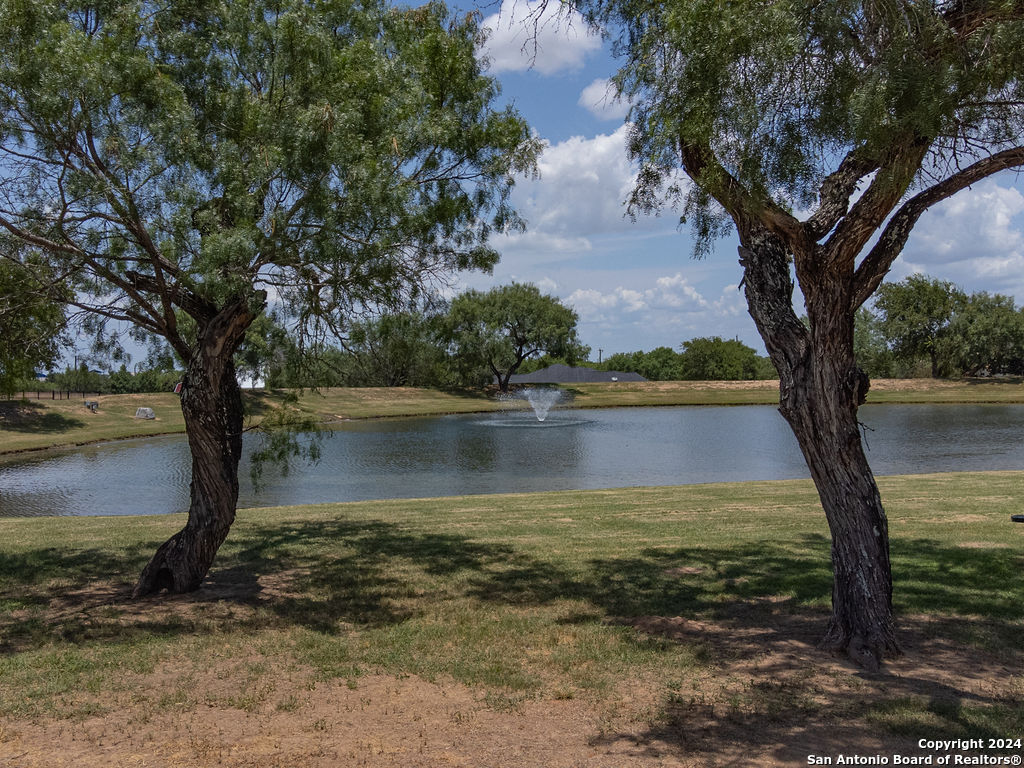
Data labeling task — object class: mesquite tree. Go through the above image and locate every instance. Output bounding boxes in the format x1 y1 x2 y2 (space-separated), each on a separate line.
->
570 0 1024 668
444 283 587 391
0 0 537 596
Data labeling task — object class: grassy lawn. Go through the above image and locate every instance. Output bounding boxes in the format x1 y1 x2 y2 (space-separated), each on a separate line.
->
0 392 187 454
0 472 1021 766
5 377 1024 456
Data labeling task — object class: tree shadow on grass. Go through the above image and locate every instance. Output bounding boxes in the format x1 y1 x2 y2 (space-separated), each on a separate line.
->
0 519 525 652
0 400 86 433
240 389 308 421
588 662 1023 767
2 521 1020 654
586 606 1024 764
1 519 1020 753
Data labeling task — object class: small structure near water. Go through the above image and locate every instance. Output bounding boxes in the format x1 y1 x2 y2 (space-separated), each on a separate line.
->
135 407 156 420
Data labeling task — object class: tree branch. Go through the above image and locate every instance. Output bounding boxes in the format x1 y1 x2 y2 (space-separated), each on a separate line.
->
679 141 808 250
943 0 1024 37
804 150 880 240
822 138 930 270
851 145 1024 308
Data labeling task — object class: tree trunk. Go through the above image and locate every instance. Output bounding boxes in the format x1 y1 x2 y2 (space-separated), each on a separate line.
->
779 338 899 671
738 231 899 671
133 300 257 598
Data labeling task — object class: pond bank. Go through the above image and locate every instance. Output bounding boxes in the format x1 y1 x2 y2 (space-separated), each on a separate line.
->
3 377 1024 455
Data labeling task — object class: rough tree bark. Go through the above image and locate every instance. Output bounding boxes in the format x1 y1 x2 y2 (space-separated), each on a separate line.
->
739 232 898 671
133 298 259 598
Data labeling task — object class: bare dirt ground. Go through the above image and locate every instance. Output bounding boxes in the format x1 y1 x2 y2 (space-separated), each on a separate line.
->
1 583 1019 768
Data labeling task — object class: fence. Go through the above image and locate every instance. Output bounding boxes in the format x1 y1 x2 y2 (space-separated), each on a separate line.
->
4 390 103 401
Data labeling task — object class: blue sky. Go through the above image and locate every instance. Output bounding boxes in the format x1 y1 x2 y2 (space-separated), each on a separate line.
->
457 0 1024 359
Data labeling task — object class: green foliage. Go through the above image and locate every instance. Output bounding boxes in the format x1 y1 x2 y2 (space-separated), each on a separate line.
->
678 336 764 381
40 364 182 394
0 0 538 368
597 341 775 381
0 0 539 526
443 283 588 390
941 292 1024 377
233 306 453 389
107 366 182 394
247 397 323 491
517 354 597 375
600 347 684 380
0 254 66 395
753 354 778 380
600 341 774 381
235 314 293 388
865 276 1024 378
599 351 648 377
875 275 965 377
610 346 686 380
853 308 895 378
587 0 1024 243
341 310 449 387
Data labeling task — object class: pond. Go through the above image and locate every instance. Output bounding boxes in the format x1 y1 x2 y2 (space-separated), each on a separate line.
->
2 403 1024 517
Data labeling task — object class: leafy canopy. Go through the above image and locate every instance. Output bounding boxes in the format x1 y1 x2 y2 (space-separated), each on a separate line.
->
867 275 1024 377
444 283 588 388
0 250 66 394
591 0 1024 242
874 274 964 375
0 0 538 359
678 336 764 381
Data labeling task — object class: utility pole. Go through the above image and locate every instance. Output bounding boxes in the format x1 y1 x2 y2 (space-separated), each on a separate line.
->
598 348 603 364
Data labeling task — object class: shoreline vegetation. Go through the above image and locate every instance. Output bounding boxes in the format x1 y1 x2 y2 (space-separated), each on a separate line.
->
0 472 1021 764
3 377 1024 457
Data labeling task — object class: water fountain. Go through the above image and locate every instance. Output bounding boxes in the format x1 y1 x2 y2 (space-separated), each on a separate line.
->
521 387 563 421
489 386 576 427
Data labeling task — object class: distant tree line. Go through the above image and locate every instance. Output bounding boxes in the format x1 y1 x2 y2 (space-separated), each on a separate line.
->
855 274 1024 378
244 283 588 392
10 363 182 395
594 337 776 381
20 273 1012 396
242 283 782 388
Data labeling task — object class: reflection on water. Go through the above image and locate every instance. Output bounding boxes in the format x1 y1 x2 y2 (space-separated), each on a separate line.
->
0 437 192 517
2 404 1024 517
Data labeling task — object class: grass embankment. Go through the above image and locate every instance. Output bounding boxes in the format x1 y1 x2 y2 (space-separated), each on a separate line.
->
4 377 1024 456
0 387 503 455
0 473 1021 766
566 376 1024 407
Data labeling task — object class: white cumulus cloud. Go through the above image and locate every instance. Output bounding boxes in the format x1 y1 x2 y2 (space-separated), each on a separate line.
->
567 274 709 321
906 180 1024 265
563 275 759 353
578 78 630 121
897 178 1024 297
479 0 601 75
529 125 637 235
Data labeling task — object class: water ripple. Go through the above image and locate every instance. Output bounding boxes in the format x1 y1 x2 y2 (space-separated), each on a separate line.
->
3 404 1024 517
